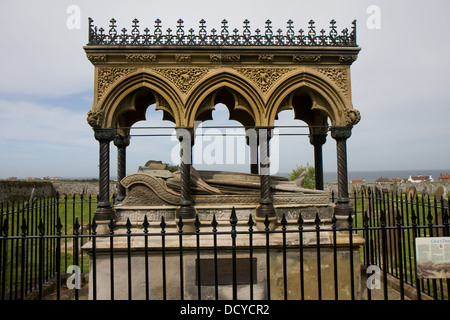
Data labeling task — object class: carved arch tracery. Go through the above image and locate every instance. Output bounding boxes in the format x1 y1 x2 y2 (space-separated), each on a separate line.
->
90 70 183 129
266 69 360 128
184 69 264 127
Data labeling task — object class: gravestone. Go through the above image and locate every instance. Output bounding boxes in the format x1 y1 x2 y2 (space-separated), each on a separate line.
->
407 186 417 201
436 185 447 203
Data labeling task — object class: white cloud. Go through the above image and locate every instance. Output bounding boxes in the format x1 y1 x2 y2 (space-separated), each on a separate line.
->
0 99 92 146
0 98 96 178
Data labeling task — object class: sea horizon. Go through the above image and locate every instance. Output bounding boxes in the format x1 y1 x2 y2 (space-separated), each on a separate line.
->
56 168 450 184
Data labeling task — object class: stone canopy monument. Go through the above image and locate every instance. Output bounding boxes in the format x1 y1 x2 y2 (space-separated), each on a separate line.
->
83 17 362 300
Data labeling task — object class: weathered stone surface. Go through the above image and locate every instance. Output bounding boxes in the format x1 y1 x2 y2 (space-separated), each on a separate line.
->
137 168 174 179
143 160 168 170
83 231 363 300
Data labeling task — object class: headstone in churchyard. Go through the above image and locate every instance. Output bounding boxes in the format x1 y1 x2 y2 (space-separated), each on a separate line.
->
407 186 416 201
421 185 428 195
360 184 367 195
351 184 358 195
436 186 447 203
374 185 382 198
392 184 398 196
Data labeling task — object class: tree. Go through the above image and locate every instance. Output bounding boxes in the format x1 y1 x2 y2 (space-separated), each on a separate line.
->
288 163 316 189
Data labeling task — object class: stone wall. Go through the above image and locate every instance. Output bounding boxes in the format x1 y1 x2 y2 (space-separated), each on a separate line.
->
324 181 450 196
0 180 56 202
0 180 117 203
51 181 116 197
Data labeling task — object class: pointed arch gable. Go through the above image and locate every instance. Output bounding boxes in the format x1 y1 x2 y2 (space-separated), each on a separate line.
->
93 70 184 128
184 69 264 127
266 69 356 127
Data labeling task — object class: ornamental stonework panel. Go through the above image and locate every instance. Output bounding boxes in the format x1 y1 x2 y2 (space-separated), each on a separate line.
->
97 67 138 101
293 55 321 63
316 67 349 98
87 109 104 127
87 54 107 64
235 67 293 93
153 68 209 94
344 108 361 126
125 54 156 62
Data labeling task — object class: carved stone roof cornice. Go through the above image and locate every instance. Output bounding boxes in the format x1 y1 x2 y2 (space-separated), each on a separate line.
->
85 48 360 67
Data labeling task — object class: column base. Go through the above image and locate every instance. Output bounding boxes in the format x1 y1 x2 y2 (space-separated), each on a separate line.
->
256 203 276 230
176 205 196 220
333 199 353 228
95 204 115 222
176 205 196 232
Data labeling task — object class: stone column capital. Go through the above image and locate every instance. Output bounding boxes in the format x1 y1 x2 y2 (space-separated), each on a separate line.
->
309 132 327 146
113 134 131 147
330 126 352 140
94 127 116 143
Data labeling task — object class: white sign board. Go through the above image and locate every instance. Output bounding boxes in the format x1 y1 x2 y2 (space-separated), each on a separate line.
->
415 237 450 279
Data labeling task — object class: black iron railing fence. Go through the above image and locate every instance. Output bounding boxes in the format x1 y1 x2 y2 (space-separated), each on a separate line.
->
0 189 449 300
0 194 99 300
348 188 450 300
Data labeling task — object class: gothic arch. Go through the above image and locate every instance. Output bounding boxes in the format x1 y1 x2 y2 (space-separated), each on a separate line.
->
266 69 359 129
89 70 184 130
184 69 264 127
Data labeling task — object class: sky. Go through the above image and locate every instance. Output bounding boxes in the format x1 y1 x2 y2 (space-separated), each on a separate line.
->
0 0 449 179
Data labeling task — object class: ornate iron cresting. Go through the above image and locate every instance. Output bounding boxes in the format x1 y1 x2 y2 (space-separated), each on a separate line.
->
88 18 357 47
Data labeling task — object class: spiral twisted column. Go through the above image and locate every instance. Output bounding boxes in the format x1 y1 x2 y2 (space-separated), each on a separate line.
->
245 128 259 174
331 126 353 225
94 127 116 221
309 133 327 191
176 127 195 221
256 127 275 223
114 135 130 203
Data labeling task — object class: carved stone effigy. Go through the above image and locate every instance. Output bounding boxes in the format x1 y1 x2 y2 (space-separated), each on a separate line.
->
115 162 333 230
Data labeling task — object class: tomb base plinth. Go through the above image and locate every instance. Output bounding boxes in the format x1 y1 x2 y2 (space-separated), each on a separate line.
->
83 203 364 300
